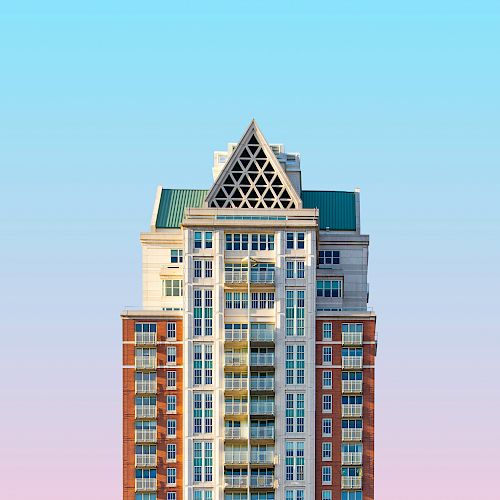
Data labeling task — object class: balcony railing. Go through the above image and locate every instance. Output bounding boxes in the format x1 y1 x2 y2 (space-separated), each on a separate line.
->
135 478 157 492
342 428 363 441
341 477 362 489
250 270 275 284
136 357 157 370
225 354 248 367
135 405 156 418
250 475 275 488
250 329 275 343
250 378 275 391
225 402 248 415
250 427 275 440
225 451 249 464
342 452 363 465
225 427 246 440
250 402 274 415
250 451 275 465
135 332 157 345
225 379 249 391
342 404 363 418
135 430 157 443
225 475 249 488
224 270 275 284
136 381 157 394
342 357 363 369
135 454 157 467
225 270 248 283
225 329 249 342
342 332 363 346
250 354 275 367
342 380 362 393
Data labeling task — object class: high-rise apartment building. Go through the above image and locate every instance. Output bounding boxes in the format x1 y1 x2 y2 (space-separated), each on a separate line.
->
122 121 376 500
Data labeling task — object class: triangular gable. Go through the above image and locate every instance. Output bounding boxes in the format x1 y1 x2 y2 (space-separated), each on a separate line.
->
205 120 302 209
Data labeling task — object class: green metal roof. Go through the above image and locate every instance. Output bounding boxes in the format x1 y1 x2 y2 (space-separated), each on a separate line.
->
301 190 357 230
156 188 356 230
156 189 208 228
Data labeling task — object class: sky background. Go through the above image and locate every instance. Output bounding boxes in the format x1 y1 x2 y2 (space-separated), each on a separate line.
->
0 1 499 499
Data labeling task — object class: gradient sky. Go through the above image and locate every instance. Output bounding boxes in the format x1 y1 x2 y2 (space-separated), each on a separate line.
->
0 1 499 499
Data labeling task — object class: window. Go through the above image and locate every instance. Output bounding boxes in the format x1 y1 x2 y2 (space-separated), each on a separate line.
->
285 260 305 279
194 259 213 279
323 346 332 365
322 371 332 388
167 467 176 484
322 395 332 413
322 323 332 340
251 292 275 309
285 393 305 433
194 392 213 434
341 493 362 500
285 491 304 500
322 442 332 461
322 466 332 484
167 493 176 500
135 444 156 456
225 233 274 251
285 345 305 385
342 371 363 381
285 290 305 336
318 250 340 265
166 395 176 413
135 494 157 500
135 468 157 479
167 371 176 388
167 419 176 437
285 441 304 480
166 322 176 339
342 348 363 358
135 396 156 413
193 441 213 482
194 232 202 249
317 280 342 298
135 323 157 343
205 260 213 278
167 347 176 364
322 491 332 500
342 323 363 334
286 232 305 250
322 418 332 436
194 231 212 249
194 492 213 500
225 292 249 309
194 289 213 336
170 249 183 263
193 343 213 386
162 279 183 297
342 419 363 429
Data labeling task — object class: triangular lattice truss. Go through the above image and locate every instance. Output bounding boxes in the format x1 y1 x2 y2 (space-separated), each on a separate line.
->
207 124 300 209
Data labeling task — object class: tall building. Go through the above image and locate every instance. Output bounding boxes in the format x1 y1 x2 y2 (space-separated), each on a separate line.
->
122 121 376 500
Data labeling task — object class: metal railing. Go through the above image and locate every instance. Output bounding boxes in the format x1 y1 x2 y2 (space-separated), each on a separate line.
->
250 402 274 415
225 427 246 440
342 428 363 441
135 454 157 467
250 270 275 284
135 357 157 370
250 475 274 488
135 430 157 443
250 378 275 391
341 477 362 489
342 332 363 345
342 452 363 465
250 427 275 439
342 404 363 418
250 354 275 366
225 403 248 415
135 406 156 418
135 332 157 345
225 379 249 391
225 270 248 283
224 451 249 464
225 475 249 488
250 329 275 342
135 478 157 492
225 354 248 367
136 381 157 394
342 357 363 369
250 451 275 464
225 329 249 342
223 270 275 284
342 380 362 393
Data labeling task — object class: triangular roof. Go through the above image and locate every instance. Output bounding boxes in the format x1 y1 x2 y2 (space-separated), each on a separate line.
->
205 120 302 209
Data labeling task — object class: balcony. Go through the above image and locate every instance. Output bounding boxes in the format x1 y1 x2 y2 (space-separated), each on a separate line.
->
135 478 157 492
250 451 275 465
225 427 246 440
225 329 249 342
250 329 275 343
250 402 274 416
250 378 275 391
341 477 362 489
225 354 248 367
225 379 249 391
342 452 363 465
342 404 363 418
135 454 157 467
342 357 362 369
225 451 249 465
250 270 275 284
135 406 156 419
250 475 275 488
342 332 363 346
224 270 275 285
250 427 275 440
135 430 157 443
342 429 363 441
342 380 362 393
136 381 157 394
225 475 249 488
136 357 157 370
225 270 248 284
250 353 275 367
135 332 156 345
225 402 248 415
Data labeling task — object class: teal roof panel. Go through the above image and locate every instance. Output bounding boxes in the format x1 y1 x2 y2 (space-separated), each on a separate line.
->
301 190 357 230
156 189 208 228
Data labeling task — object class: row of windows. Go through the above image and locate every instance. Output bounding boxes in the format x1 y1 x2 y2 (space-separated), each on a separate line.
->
321 322 364 340
194 259 213 278
225 292 275 309
194 231 213 249
226 233 275 251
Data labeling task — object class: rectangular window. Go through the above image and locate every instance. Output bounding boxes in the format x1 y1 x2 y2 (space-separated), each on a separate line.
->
285 441 305 480
167 322 176 339
167 346 176 364
167 468 176 484
322 322 332 340
286 491 304 500
285 345 305 385
193 392 213 434
170 249 183 263
285 260 305 279
194 231 212 249
193 441 213 482
286 290 305 336
323 346 332 365
194 289 213 336
322 466 332 484
318 250 340 265
162 279 183 297
167 419 176 436
286 393 305 433
205 260 213 278
135 323 157 344
226 233 274 251
167 371 176 388
322 371 332 388
193 344 213 386
167 493 176 500
194 232 202 249
322 491 332 500
322 418 332 436
317 280 343 298
167 395 176 413
286 232 305 250
322 395 332 413
194 260 202 278
322 442 332 461
225 292 249 309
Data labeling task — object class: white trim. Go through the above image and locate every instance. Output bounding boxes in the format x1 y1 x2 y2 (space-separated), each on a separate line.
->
150 184 163 231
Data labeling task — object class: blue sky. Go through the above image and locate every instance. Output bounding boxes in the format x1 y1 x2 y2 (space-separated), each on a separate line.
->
0 1 499 498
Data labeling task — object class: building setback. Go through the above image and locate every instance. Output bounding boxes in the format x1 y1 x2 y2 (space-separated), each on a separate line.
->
122 120 376 500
